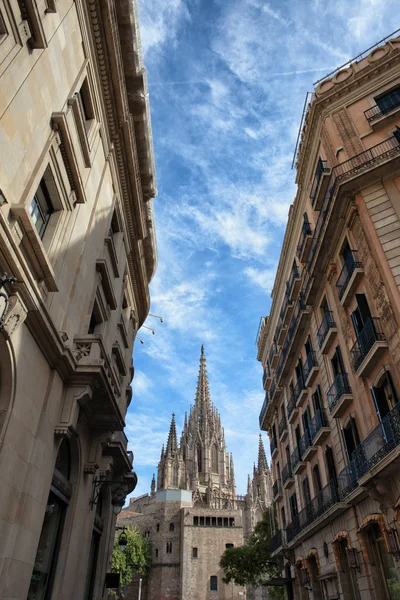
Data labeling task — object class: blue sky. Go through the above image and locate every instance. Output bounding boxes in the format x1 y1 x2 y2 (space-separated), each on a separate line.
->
127 0 398 498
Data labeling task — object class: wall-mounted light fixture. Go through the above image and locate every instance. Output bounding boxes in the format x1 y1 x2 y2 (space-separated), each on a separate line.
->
90 477 130 515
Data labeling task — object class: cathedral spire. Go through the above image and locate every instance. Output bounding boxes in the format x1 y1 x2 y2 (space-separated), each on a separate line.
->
166 413 177 455
257 434 267 473
194 345 211 426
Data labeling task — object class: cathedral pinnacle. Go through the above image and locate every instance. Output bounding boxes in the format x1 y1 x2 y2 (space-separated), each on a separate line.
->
166 413 178 455
257 434 268 473
194 345 211 426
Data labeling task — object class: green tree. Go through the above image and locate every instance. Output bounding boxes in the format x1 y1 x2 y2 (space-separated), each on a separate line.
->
220 509 284 600
111 526 152 588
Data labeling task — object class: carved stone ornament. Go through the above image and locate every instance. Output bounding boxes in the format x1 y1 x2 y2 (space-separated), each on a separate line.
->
367 478 396 512
1 292 27 339
54 425 75 439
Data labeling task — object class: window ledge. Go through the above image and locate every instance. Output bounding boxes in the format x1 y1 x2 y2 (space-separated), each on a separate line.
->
96 259 117 309
67 95 91 168
10 205 58 292
51 112 87 204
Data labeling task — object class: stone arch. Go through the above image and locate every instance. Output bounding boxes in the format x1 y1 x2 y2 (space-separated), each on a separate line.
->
0 336 16 443
357 513 389 562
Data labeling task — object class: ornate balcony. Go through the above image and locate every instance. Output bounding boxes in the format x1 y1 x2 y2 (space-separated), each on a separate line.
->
270 378 282 403
270 529 284 554
103 430 133 471
270 438 278 459
282 463 295 489
337 461 358 499
287 392 299 425
350 317 387 377
327 373 352 418
269 341 279 368
259 392 269 430
317 311 337 354
303 351 319 387
294 375 308 409
336 250 363 305
299 430 316 461
279 289 294 328
262 362 272 390
279 415 288 442
352 401 400 482
310 409 330 445
287 263 301 301
310 158 330 210
291 446 306 475
277 295 310 385
272 479 283 501
364 89 400 126
297 218 313 263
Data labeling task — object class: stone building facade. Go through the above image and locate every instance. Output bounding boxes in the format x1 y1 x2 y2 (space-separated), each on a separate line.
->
257 34 400 600
0 1 156 599
119 347 273 600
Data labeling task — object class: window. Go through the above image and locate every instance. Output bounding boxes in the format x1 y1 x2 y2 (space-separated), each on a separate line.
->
200 516 204 526
371 371 398 422
342 418 360 462
212 517 216 527
156 523 160 532
155 548 158 558
88 298 103 334
226 543 234 549
229 518 235 527
223 518 229 527
289 493 298 520
197 444 202 472
281 506 286 529
210 576 218 591
30 178 54 239
375 85 400 116
193 516 198 526
169 523 174 532
217 517 222 527
192 547 198 558
166 542 172 554
0 10 6 40
206 517 210 526
78 79 94 134
172 464 178 488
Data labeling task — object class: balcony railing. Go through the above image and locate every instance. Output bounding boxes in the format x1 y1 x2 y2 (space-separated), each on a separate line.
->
336 250 363 301
306 135 400 272
270 379 277 400
337 461 358 499
280 289 293 323
282 463 293 485
279 415 287 438
297 218 312 259
317 311 336 349
287 392 297 421
310 158 329 205
287 263 300 297
270 529 283 553
262 363 271 387
272 479 282 499
350 317 386 372
269 341 278 365
299 430 312 456
310 409 328 441
293 375 305 404
352 401 400 479
327 373 352 414
364 89 400 123
290 446 303 471
270 438 278 456
259 393 269 428
303 351 318 382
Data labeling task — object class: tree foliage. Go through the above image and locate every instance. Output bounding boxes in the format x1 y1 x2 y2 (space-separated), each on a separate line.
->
111 526 152 587
220 509 284 599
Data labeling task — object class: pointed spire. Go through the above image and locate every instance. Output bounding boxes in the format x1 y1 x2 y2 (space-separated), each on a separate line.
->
151 474 156 495
166 413 177 455
257 434 267 473
230 453 235 481
194 346 212 431
161 444 165 459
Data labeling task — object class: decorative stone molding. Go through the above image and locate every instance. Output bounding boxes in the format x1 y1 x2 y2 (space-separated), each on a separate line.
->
54 425 75 439
51 112 87 204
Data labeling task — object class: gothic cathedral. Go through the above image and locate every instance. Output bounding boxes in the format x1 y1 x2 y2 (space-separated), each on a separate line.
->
119 347 273 600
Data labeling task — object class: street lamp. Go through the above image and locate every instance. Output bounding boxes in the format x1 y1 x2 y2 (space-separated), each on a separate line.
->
118 529 128 552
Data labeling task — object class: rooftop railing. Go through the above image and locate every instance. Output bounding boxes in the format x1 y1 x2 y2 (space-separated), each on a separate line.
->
350 317 386 372
327 373 352 413
336 251 363 301
364 88 400 123
317 311 336 349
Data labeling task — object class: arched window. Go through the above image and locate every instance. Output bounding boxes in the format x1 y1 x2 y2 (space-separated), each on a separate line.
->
172 464 178 488
169 523 174 532
28 439 73 600
211 444 218 473
197 444 202 472
210 576 218 591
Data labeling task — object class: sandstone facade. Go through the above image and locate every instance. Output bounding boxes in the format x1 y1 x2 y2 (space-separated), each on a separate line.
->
0 1 156 598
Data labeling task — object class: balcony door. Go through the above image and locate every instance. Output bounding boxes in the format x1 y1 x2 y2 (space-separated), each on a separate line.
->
371 372 398 421
341 239 354 271
302 406 312 443
342 417 360 463
367 523 400 600
332 346 346 378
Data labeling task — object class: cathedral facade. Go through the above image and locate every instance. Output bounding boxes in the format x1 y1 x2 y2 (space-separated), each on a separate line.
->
119 347 273 600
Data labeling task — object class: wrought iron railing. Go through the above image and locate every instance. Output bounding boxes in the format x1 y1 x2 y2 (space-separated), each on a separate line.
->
291 446 302 471
310 409 328 441
270 438 278 456
297 218 312 259
352 401 400 479
310 158 329 205
259 392 269 427
305 136 400 272
288 263 300 296
293 375 305 404
350 317 386 372
303 351 318 382
270 529 283 552
270 379 277 400
287 392 296 421
279 415 287 438
282 463 293 485
280 289 293 323
269 341 278 365
272 479 282 499
262 362 271 387
317 311 336 348
299 430 312 456
336 250 363 301
327 373 352 413
337 461 358 498
364 89 400 123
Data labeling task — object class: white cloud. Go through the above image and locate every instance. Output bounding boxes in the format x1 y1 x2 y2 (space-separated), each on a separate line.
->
244 266 277 294
137 0 190 56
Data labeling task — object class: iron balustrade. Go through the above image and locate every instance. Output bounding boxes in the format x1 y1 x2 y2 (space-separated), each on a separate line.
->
327 373 352 413
270 379 277 400
280 289 293 322
336 250 363 301
303 351 318 382
309 409 328 441
293 375 306 404
317 311 336 349
262 363 271 387
270 529 283 552
279 415 287 438
275 294 308 384
364 88 400 123
282 462 293 485
287 263 301 296
287 392 297 421
305 135 400 272
259 392 269 428
337 461 358 499
297 218 312 259
352 401 400 479
276 352 285 383
269 341 278 365
291 446 302 471
299 430 312 456
310 159 329 205
270 438 278 456
272 479 282 499
350 317 386 372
